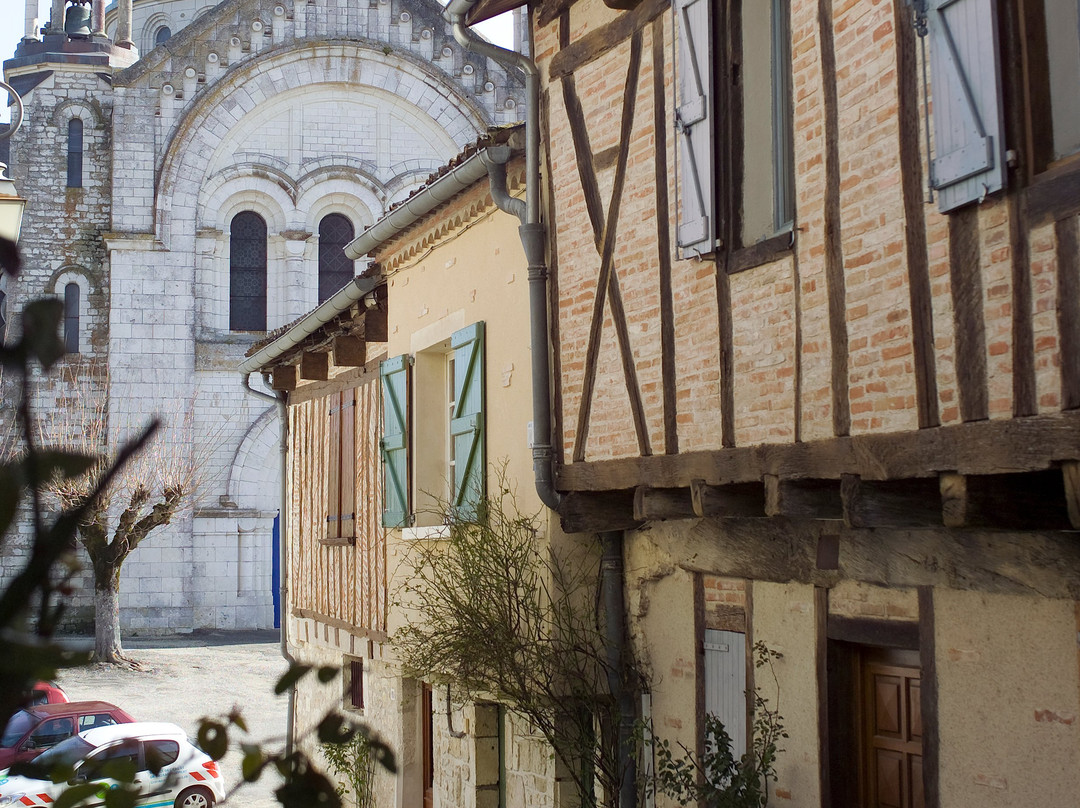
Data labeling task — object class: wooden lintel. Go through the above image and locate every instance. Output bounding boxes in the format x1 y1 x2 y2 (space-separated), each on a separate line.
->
547 0 667 77
633 486 696 521
300 351 331 381
940 470 1071 529
841 474 943 528
764 476 842 520
363 307 388 343
690 479 766 518
271 365 298 391
559 491 642 534
555 410 1080 492
333 336 366 368
1063 461 1080 529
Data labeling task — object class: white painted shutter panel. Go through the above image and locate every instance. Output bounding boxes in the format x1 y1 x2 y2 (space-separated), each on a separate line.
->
926 0 1006 212
675 0 717 255
704 629 746 761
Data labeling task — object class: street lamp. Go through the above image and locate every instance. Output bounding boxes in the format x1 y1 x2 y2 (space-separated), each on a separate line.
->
0 80 26 245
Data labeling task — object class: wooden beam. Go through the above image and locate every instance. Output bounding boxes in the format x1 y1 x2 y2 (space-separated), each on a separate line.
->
555 410 1080 492
940 470 1072 529
826 615 920 649
271 365 298 391
690 480 765 518
300 351 330 381
764 475 842 520
841 474 943 528
333 336 366 368
546 0 666 76
363 306 388 343
633 486 695 521
1063 461 1080 529
559 491 642 534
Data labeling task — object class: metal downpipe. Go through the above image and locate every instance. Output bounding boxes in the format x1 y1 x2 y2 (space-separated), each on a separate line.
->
240 372 297 756
448 8 562 512
602 531 637 808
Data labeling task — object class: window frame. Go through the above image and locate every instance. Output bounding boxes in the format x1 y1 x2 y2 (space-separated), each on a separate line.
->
229 211 268 332
318 213 356 304
66 118 83 189
64 282 80 354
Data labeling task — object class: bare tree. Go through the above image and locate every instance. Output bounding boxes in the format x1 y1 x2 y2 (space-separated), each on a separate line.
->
38 364 211 663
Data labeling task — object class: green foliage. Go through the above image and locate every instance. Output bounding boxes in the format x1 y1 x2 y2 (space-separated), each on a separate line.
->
322 729 378 808
647 642 787 808
394 468 643 805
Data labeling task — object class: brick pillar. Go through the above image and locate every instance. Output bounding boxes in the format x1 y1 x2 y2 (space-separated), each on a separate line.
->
48 0 64 34
91 0 105 35
24 0 40 38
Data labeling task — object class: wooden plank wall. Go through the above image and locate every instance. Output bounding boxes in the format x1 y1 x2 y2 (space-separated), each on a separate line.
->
288 380 387 635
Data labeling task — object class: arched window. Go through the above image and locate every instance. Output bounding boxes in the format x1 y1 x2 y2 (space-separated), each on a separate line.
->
64 282 80 353
67 118 83 188
230 212 267 331
318 213 355 303
154 26 171 46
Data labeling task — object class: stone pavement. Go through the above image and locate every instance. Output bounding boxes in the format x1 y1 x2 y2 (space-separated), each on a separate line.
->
55 630 290 808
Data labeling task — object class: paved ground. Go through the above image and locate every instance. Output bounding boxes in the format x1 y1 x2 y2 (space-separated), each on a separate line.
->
56 630 290 808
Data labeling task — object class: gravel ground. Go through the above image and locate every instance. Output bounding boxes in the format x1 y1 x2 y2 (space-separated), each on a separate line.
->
55 631 290 808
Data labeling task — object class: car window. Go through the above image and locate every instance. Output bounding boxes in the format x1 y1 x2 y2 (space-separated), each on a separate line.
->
27 717 75 749
143 740 180 772
32 735 94 770
78 714 118 732
1 711 34 747
79 739 141 781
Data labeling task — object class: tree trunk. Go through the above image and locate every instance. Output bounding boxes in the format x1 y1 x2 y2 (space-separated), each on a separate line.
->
94 577 124 662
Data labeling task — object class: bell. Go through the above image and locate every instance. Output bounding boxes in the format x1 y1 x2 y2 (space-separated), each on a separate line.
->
64 3 92 37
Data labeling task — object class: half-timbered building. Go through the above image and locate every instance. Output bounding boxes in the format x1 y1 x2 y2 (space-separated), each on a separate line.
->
442 0 1080 805
241 127 566 807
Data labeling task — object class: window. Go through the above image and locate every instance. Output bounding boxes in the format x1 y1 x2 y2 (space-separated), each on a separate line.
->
28 717 74 750
326 388 356 543
380 322 486 529
318 213 355 303
154 25 171 45
79 739 140 781
675 0 795 255
77 713 117 732
66 118 83 188
1017 0 1080 175
144 739 180 771
345 658 364 710
229 211 267 331
64 282 80 353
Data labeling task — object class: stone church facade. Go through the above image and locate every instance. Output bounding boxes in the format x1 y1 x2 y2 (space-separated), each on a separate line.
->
2 0 522 633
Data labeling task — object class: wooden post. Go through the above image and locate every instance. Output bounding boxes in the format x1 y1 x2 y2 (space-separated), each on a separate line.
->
1063 461 1080 529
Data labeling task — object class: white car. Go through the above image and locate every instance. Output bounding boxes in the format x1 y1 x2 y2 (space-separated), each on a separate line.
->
0 722 225 808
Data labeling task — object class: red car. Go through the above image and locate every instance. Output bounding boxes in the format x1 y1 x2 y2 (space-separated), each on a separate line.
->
0 701 134 770
25 682 68 707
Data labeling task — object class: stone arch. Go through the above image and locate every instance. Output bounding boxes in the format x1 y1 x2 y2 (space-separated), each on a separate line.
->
154 43 494 247
141 12 174 53
199 173 292 233
48 100 108 130
297 183 380 233
49 268 92 355
227 405 280 513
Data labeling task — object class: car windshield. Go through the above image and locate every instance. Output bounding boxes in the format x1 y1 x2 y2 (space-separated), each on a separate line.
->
1 711 34 747
28 734 94 772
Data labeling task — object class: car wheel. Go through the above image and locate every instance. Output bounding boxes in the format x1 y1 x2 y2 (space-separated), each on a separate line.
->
174 786 215 808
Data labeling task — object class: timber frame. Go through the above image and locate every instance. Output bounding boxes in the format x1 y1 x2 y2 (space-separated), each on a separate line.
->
557 410 1080 533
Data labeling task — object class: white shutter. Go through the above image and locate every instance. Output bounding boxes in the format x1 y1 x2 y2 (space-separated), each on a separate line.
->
675 0 717 255
704 629 746 761
926 0 1006 212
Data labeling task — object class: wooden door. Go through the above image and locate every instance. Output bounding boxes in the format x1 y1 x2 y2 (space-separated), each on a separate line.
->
863 653 923 808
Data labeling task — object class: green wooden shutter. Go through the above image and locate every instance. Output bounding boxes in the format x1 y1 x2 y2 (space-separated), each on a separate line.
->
451 322 485 521
380 355 410 528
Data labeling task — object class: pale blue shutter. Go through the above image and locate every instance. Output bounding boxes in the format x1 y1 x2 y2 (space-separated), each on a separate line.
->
380 355 410 528
451 322 485 521
926 0 1006 212
675 0 717 255
704 629 746 761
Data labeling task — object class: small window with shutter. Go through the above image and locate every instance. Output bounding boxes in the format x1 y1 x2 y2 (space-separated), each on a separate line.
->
325 388 356 544
344 657 364 711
